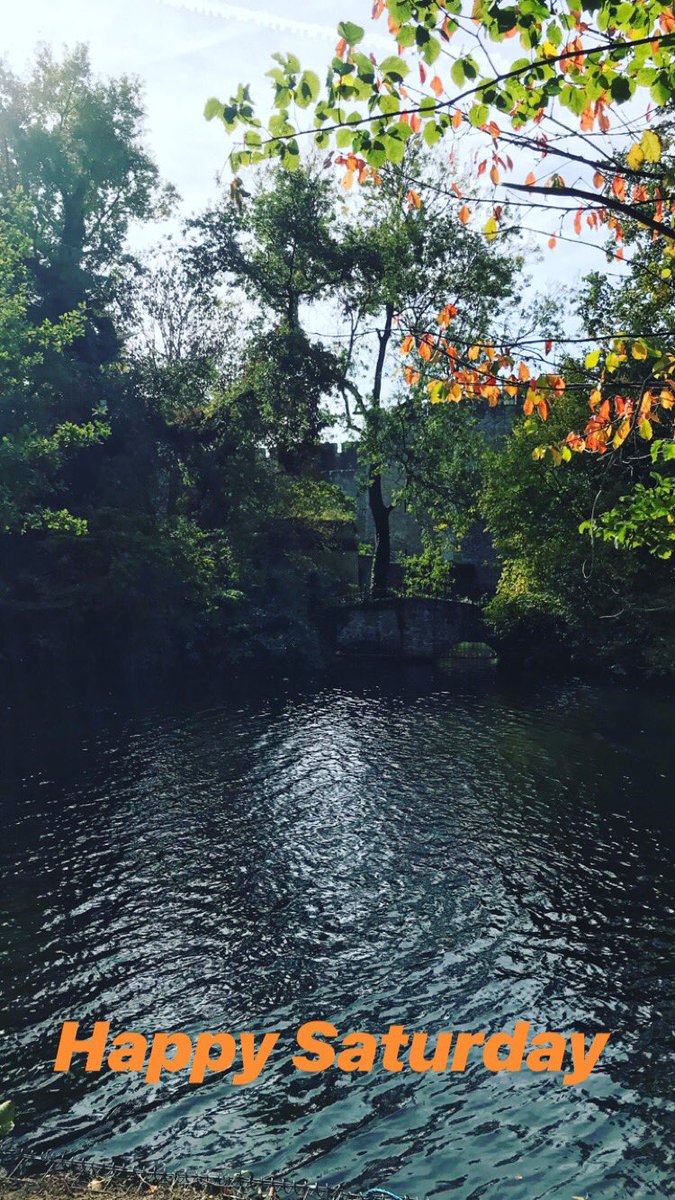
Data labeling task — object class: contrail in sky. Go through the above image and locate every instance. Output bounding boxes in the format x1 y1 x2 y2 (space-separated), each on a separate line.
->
151 0 391 45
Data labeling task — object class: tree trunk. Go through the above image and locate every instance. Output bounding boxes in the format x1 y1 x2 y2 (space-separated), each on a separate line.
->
367 303 394 599
369 471 391 599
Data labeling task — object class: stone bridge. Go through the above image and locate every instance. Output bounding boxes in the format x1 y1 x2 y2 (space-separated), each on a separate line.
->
333 597 495 662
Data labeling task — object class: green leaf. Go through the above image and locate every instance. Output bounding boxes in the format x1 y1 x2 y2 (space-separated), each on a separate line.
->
451 60 466 87
297 70 321 107
424 122 443 147
204 98 224 121
396 26 417 47
338 21 365 45
379 56 410 82
384 133 407 163
469 103 489 127
422 37 442 66
0 1100 16 1136
610 75 632 102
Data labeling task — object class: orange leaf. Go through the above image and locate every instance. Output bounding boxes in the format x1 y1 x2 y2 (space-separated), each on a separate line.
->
459 205 471 224
452 109 463 129
548 235 558 249
490 165 500 186
593 171 605 189
411 114 422 134
612 175 627 202
419 341 434 362
525 171 536 186
438 303 459 327
430 75 444 98
518 362 531 382
401 335 415 355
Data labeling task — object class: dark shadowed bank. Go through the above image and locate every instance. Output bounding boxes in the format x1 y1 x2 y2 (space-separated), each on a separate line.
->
0 1159 393 1200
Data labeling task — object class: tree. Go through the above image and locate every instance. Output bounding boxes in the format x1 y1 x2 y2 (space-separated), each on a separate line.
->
333 152 521 594
0 198 109 536
205 0 675 512
0 45 173 381
481 386 675 673
188 167 352 472
0 52 358 669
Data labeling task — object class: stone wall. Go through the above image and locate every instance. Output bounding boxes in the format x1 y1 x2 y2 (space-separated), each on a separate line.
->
334 597 492 661
319 403 517 594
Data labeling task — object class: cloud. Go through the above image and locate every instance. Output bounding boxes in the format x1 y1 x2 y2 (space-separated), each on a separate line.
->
150 0 390 46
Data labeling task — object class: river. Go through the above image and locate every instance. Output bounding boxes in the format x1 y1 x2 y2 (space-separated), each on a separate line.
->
1 665 673 1198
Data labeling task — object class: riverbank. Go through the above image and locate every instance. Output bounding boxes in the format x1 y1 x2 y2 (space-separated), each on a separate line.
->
0 1166 275 1200
2 1172 221 1199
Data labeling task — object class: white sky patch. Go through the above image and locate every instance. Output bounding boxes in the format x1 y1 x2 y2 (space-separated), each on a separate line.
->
150 0 391 47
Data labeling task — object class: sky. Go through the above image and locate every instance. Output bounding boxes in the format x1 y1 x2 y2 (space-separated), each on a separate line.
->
2 1 634 329
2 0 393 217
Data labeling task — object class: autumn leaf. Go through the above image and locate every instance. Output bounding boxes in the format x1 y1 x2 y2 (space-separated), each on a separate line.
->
613 418 631 448
468 344 481 361
548 235 558 249
430 75 444 98
639 418 653 439
593 171 605 189
452 109 463 129
484 215 499 241
438 303 459 326
458 205 471 224
490 165 500 185
612 176 627 202
401 335 415 355
627 142 645 170
641 129 662 163
631 339 649 360
525 171 536 186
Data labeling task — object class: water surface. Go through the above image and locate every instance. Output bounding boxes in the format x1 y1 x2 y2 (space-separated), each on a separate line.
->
1 666 674 1198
